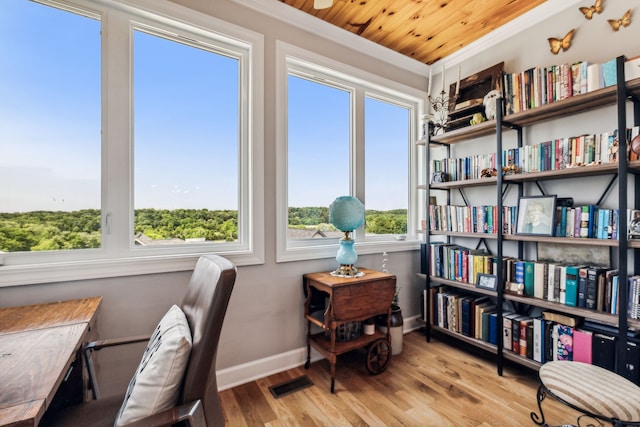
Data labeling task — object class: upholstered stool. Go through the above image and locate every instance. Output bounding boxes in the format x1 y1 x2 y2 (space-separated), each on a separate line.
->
531 361 640 426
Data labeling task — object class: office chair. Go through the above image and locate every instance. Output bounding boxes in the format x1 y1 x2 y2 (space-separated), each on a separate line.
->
42 254 236 427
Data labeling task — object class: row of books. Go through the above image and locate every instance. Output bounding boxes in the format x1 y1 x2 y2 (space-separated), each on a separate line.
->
432 289 497 341
430 127 639 184
428 244 621 315
427 286 640 382
427 203 623 240
502 59 616 115
428 205 517 235
430 287 588 363
428 242 497 285
508 260 619 314
554 205 620 240
430 153 497 182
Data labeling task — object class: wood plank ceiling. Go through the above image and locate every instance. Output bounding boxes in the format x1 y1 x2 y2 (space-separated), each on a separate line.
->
279 0 547 65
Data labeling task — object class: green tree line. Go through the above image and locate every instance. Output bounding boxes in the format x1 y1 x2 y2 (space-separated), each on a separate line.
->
0 207 407 252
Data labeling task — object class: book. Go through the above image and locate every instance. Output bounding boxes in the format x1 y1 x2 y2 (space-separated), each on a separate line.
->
624 339 640 385
542 311 580 327
533 261 546 299
511 315 527 354
503 312 518 351
592 333 616 371
524 261 535 297
564 265 582 307
489 312 499 345
475 302 495 339
547 263 557 302
460 296 472 336
558 265 567 304
572 328 592 364
586 267 605 310
578 266 589 308
519 317 533 357
544 320 555 363
555 324 573 361
532 317 544 363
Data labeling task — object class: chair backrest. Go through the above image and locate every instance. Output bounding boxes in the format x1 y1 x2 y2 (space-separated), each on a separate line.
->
179 254 236 426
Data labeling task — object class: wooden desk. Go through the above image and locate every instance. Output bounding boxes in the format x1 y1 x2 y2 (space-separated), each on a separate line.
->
303 269 396 393
0 297 102 427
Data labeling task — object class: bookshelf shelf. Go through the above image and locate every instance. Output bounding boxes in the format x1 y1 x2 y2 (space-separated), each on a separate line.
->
503 234 620 247
430 177 497 190
429 276 498 297
430 76 640 145
502 351 541 370
421 56 640 378
504 293 620 327
432 326 498 354
429 230 498 239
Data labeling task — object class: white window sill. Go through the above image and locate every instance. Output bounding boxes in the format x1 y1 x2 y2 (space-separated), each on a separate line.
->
0 252 263 288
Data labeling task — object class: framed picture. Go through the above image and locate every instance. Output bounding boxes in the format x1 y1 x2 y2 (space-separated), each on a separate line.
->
516 195 557 236
476 273 498 291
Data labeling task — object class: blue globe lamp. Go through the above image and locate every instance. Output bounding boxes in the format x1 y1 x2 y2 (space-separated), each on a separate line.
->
329 196 365 277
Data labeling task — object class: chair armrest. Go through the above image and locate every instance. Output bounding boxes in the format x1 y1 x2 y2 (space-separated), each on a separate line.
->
84 334 151 400
86 334 151 352
120 399 206 427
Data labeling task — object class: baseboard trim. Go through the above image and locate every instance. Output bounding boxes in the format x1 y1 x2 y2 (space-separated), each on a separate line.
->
216 314 423 390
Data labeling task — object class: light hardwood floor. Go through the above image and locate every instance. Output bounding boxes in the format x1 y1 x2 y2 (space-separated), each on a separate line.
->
220 330 581 426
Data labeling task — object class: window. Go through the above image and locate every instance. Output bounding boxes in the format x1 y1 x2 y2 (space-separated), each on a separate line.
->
276 43 423 262
0 0 263 285
0 0 101 253
287 74 350 241
133 29 240 246
364 96 409 238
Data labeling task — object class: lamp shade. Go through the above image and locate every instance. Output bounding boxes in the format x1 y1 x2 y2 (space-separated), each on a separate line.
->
329 196 365 232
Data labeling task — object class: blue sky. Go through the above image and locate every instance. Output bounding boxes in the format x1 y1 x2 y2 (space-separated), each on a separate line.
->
0 0 408 213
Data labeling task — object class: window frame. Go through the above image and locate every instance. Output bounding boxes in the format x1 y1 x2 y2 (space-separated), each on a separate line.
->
275 41 424 263
0 0 264 287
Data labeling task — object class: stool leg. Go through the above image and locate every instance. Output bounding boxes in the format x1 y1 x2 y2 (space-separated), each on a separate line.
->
530 384 547 426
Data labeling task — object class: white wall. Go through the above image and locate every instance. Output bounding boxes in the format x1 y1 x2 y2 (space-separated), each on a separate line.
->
2 0 640 396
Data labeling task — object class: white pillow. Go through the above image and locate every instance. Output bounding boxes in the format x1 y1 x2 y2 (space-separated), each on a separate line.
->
114 304 192 426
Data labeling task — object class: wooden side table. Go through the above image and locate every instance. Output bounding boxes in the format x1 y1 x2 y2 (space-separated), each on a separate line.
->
303 268 396 393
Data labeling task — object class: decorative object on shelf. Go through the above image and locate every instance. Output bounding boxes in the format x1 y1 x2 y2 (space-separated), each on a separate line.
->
476 273 498 292
632 133 640 156
608 9 631 31
446 62 504 132
426 65 459 135
547 28 575 55
480 167 498 178
502 164 522 175
329 196 365 278
470 113 485 125
516 195 557 236
483 89 501 120
421 113 435 138
431 171 447 183
629 210 640 239
579 0 602 20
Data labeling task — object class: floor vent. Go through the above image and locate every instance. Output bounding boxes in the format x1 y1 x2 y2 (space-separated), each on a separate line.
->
268 375 314 399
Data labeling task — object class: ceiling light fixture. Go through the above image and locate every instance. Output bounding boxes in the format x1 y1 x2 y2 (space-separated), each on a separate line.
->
313 0 333 10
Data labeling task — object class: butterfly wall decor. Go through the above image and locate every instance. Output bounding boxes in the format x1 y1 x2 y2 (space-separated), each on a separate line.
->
548 29 575 55
579 0 603 20
608 9 631 31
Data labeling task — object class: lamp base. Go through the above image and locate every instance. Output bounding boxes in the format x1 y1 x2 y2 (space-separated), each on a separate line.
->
330 265 363 278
